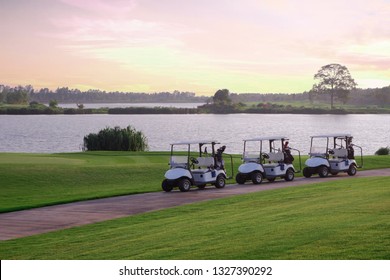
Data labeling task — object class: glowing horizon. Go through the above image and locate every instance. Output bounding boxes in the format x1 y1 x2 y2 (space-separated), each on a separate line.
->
1 0 389 95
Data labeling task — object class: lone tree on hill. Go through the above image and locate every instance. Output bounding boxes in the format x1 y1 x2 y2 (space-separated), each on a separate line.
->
312 63 357 109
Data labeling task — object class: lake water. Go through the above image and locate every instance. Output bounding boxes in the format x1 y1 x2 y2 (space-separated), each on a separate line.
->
0 114 389 155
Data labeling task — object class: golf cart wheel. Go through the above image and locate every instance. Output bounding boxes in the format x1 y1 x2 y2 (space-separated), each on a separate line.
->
303 167 312 178
178 178 192 192
162 179 173 192
318 166 329 178
197 184 206 189
347 165 357 176
330 171 339 176
235 173 246 184
251 171 263 184
215 174 226 188
285 168 295 181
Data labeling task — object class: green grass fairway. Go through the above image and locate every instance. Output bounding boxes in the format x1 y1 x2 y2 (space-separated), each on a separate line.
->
0 152 243 213
0 177 389 260
0 152 389 213
0 152 171 212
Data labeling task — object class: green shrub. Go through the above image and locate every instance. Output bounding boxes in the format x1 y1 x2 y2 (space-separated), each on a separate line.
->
83 125 148 151
49 100 58 108
375 146 390 155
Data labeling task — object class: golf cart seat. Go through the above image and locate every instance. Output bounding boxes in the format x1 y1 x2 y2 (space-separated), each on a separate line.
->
193 157 215 174
264 151 284 167
267 151 284 162
332 148 348 159
196 157 215 169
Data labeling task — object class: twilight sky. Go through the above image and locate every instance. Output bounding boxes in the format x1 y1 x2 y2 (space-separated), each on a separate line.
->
1 0 389 95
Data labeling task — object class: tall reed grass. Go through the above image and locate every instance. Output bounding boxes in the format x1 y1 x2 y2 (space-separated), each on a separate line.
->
83 125 148 151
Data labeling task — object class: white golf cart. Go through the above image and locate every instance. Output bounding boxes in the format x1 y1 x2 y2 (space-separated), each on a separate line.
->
235 136 301 184
162 140 233 192
303 134 363 178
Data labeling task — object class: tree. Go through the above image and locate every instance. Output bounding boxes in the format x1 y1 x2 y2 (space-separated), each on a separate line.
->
213 89 232 105
49 99 58 108
5 86 30 104
312 64 357 109
306 89 316 105
0 85 8 103
375 86 390 106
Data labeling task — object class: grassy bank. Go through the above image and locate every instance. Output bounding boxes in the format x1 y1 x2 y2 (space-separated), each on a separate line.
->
2 102 390 114
0 103 107 114
0 176 389 259
0 152 389 213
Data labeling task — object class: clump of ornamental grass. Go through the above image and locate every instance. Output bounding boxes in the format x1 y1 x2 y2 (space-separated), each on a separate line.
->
83 125 148 151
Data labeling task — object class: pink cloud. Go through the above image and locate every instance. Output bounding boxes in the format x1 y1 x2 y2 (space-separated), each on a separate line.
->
4 0 389 92
340 53 390 72
58 0 137 16
50 16 192 49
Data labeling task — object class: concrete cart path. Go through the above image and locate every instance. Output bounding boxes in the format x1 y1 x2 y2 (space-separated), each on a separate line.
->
1 169 389 241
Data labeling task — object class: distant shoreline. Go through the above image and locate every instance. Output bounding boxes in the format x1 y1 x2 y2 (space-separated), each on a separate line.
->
1 104 390 114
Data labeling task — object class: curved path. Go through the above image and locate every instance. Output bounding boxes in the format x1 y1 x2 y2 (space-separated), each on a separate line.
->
0 169 389 241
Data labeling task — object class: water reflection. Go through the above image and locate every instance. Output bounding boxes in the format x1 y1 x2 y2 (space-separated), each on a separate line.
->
0 114 389 155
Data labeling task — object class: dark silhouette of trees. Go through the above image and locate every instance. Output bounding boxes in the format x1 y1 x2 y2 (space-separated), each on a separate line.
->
213 89 232 105
49 100 58 108
0 85 32 104
1 81 389 111
375 86 390 106
312 64 357 109
28 87 205 103
197 89 236 113
0 86 6 103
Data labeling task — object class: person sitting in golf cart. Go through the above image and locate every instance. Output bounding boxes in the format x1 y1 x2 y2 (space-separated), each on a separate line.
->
283 141 294 164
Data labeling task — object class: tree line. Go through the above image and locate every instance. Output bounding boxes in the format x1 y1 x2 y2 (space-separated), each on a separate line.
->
0 85 33 104
227 86 390 107
1 84 388 107
1 63 389 107
0 85 206 104
231 63 389 108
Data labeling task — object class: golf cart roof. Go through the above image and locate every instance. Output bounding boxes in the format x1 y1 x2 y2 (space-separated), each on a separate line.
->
310 134 352 138
170 140 220 145
243 136 288 142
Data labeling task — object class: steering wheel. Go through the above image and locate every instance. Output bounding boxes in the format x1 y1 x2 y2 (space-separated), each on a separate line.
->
260 153 269 164
190 157 199 164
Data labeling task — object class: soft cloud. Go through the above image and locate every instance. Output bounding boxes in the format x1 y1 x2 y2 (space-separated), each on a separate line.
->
52 17 183 47
1 0 389 93
58 0 136 16
338 41 390 71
